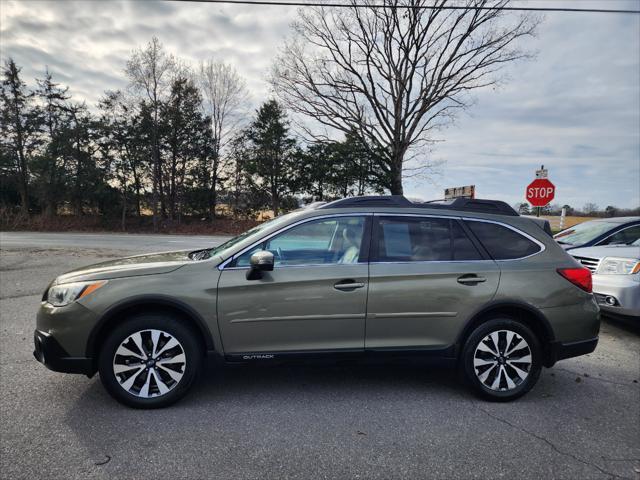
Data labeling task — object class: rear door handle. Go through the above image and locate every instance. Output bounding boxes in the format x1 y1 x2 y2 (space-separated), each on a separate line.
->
457 275 487 285
334 280 365 291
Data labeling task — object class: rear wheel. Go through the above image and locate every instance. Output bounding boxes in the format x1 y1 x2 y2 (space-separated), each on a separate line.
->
98 314 202 408
462 318 541 401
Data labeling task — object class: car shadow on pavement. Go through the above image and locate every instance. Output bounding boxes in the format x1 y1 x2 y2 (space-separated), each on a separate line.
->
58 360 639 478
602 315 640 335
60 362 469 470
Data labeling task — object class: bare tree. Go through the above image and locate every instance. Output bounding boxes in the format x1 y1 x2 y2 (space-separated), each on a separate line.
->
199 60 248 218
583 202 599 216
271 0 539 194
126 36 176 229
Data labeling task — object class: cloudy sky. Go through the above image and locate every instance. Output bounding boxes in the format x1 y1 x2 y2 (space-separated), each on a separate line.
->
1 0 639 209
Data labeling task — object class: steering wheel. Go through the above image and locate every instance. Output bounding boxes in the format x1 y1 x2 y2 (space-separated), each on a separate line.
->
276 247 285 262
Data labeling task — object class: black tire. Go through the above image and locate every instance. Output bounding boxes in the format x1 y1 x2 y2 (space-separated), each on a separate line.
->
98 314 203 408
461 318 542 402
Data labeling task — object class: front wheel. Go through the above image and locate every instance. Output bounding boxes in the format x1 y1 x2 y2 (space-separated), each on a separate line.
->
461 318 541 401
98 314 202 408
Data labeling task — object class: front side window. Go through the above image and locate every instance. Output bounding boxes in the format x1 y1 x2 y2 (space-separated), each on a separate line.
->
598 225 640 246
207 211 300 259
233 216 366 267
466 221 541 260
375 216 482 262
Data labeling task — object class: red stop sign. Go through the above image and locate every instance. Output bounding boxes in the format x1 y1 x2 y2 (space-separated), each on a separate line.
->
526 178 555 207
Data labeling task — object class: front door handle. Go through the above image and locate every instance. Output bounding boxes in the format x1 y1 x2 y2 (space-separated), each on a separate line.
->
334 280 365 291
457 275 487 285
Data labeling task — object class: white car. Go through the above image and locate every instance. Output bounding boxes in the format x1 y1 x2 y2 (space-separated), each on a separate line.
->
569 240 640 320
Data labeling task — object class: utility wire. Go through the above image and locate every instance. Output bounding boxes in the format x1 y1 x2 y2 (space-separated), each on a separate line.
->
169 0 640 14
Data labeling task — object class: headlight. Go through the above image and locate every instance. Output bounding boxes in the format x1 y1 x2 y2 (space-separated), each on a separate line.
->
595 257 640 275
46 281 107 307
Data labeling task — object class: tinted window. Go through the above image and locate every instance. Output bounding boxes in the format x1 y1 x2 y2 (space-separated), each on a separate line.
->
599 225 640 246
452 221 483 260
234 216 366 267
466 221 541 260
377 217 451 261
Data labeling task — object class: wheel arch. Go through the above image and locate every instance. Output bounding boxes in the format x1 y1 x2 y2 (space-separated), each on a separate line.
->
87 295 216 369
456 300 556 367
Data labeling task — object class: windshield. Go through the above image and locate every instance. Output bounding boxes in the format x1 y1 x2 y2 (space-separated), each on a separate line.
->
554 221 620 247
206 212 301 259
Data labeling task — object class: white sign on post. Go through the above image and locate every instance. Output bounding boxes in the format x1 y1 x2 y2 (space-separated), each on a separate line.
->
444 185 475 200
535 168 548 179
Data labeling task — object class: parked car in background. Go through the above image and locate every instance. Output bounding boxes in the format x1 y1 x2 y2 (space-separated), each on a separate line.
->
34 196 600 408
569 240 640 321
554 217 640 250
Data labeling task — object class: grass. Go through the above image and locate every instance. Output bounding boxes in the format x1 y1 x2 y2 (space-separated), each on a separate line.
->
0 212 259 235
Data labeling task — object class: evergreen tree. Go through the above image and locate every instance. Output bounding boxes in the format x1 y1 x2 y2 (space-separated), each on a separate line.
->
161 76 212 220
0 59 40 215
245 100 299 215
33 67 70 217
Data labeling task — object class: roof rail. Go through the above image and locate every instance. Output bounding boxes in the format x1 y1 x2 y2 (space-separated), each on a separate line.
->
318 195 519 216
426 198 519 216
319 195 414 209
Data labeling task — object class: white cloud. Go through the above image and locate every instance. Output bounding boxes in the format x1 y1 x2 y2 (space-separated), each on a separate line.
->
1 0 638 208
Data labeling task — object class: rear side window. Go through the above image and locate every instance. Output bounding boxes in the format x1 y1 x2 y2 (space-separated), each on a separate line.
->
466 221 541 260
452 221 482 260
376 217 482 262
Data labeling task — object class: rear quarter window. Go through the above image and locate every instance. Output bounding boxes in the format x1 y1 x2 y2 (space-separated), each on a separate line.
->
466 221 541 260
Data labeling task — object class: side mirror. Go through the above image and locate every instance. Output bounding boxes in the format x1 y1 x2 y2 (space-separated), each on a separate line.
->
246 250 274 280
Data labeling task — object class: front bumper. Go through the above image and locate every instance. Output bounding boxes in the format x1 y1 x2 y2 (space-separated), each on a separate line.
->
592 274 640 318
33 330 94 376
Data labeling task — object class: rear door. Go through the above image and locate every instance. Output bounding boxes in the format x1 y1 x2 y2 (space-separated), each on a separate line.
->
366 215 500 350
217 215 371 355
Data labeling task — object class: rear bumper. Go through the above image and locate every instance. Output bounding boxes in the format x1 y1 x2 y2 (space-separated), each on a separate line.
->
33 330 94 376
548 337 598 364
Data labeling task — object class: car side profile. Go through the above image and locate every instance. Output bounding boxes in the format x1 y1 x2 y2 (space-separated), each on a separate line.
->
34 196 600 408
554 217 640 251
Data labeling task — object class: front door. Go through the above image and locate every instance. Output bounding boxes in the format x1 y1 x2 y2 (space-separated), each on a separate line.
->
366 215 500 351
217 215 371 356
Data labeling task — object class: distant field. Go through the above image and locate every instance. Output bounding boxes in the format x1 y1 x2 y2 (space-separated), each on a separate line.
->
542 215 598 233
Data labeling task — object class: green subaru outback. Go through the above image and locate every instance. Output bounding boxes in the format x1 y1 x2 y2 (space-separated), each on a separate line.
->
34 196 599 408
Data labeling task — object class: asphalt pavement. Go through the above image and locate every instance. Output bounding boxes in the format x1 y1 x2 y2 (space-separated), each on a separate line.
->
1 233 639 479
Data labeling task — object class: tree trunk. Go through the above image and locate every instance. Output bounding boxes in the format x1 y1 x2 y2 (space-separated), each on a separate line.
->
15 129 29 216
209 154 219 220
151 164 159 231
45 168 56 218
389 156 403 195
121 190 127 232
74 143 83 216
271 186 279 217
131 165 142 217
17 179 28 217
169 153 177 221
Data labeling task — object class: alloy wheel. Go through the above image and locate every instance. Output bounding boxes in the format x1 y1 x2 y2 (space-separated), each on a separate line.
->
473 329 532 391
112 329 186 398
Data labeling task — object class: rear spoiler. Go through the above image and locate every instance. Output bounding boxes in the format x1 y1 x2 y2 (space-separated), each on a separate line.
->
524 216 553 236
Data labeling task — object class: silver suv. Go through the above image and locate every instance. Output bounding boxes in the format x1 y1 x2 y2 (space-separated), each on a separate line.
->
34 196 600 408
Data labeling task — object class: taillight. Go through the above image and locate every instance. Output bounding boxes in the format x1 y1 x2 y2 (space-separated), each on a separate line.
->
557 267 592 293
